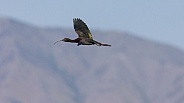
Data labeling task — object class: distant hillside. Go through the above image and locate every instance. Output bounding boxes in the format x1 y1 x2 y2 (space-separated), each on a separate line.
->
0 17 184 103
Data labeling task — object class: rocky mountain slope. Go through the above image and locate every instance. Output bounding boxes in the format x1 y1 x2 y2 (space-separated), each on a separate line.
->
0 18 184 103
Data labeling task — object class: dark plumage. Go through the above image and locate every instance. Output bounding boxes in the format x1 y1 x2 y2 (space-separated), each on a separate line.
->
54 18 111 46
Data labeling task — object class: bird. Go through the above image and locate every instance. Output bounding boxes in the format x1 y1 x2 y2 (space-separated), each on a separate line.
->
54 18 111 46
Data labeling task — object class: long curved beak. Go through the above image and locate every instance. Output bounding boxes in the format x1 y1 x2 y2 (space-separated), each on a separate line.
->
54 39 63 45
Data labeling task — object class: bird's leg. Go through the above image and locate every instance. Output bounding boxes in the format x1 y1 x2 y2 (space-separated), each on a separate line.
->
77 42 82 46
96 43 101 46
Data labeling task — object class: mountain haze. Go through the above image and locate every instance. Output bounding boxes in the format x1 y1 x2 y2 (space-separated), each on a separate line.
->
0 18 184 103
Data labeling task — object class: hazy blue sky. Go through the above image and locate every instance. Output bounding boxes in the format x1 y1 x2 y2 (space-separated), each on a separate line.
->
0 0 184 50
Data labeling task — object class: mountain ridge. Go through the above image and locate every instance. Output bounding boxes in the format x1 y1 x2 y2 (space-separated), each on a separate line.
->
0 17 184 103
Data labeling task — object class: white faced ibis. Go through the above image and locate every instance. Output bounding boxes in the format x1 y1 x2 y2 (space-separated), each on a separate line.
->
54 18 111 46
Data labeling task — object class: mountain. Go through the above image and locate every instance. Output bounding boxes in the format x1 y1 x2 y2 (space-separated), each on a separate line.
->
0 17 184 103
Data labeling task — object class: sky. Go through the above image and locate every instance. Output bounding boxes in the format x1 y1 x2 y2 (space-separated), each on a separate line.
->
0 0 184 50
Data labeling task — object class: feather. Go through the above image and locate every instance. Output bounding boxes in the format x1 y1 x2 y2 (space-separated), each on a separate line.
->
73 18 93 39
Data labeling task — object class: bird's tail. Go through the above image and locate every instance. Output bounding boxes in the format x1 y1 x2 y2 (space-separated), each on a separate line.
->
100 43 111 46
95 41 111 46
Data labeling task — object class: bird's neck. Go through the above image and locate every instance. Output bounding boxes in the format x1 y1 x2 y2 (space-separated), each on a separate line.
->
65 38 80 43
65 38 74 42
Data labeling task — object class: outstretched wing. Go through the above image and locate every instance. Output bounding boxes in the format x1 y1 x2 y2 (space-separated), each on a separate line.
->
73 18 93 39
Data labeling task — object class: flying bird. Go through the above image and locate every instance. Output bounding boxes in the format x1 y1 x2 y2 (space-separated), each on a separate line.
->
54 18 111 46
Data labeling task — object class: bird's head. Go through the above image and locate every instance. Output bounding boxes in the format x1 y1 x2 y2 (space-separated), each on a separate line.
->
61 38 71 42
54 38 71 45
